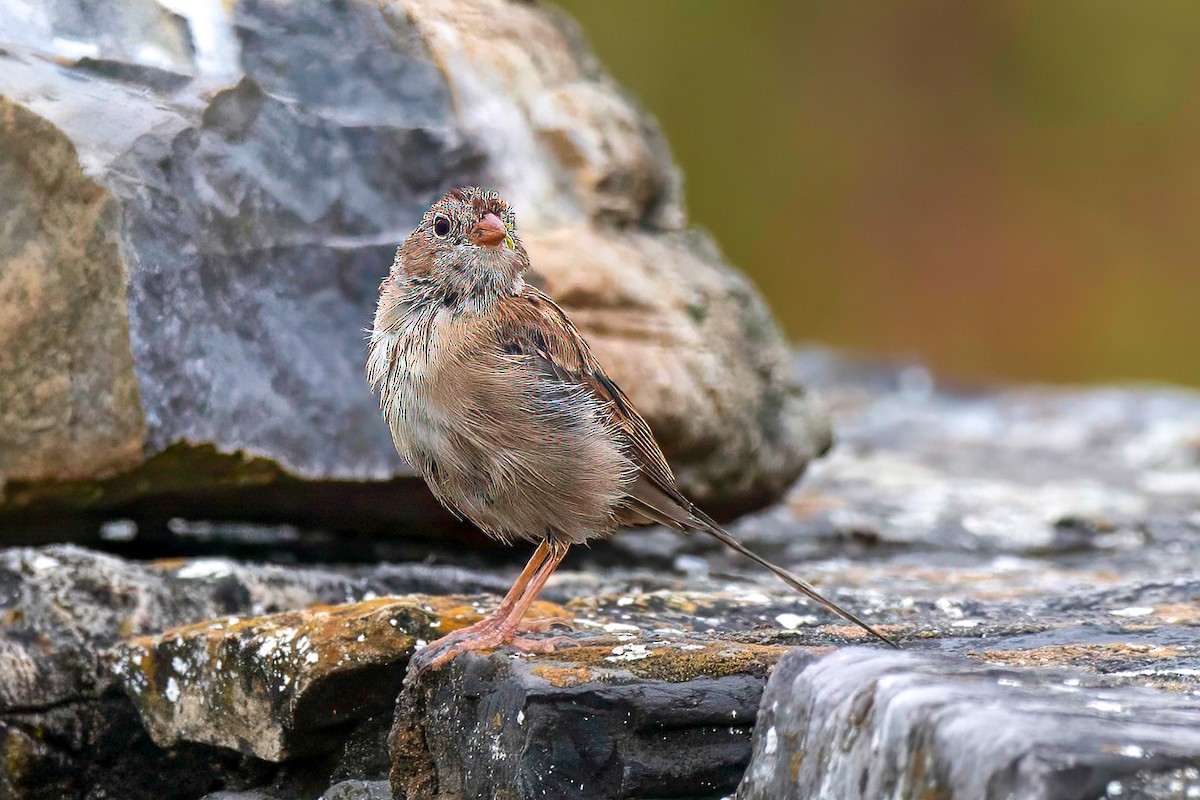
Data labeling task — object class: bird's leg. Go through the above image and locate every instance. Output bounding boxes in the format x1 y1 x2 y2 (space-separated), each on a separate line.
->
480 540 552 625
489 541 569 640
410 540 569 672
421 540 550 646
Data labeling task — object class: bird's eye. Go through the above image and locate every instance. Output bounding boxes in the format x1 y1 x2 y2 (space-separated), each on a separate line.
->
433 216 451 238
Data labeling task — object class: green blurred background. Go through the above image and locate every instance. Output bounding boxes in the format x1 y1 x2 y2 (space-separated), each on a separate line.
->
552 0 1200 387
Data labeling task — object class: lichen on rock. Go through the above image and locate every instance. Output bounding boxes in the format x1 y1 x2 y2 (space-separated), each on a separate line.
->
113 596 500 761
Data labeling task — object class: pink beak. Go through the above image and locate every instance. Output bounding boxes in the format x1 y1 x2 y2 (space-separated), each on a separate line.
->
471 213 507 247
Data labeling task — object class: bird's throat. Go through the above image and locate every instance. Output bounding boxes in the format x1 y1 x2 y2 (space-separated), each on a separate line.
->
428 247 526 315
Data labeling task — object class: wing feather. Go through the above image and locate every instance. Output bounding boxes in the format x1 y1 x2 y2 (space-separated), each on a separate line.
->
497 289 693 518
492 287 899 648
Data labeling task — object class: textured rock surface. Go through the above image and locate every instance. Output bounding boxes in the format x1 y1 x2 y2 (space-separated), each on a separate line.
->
0 354 1197 798
390 643 781 800
0 544 510 799
199 779 392 800
739 648 1200 800
320 782 392 800
0 94 146 488
786 349 1200 554
0 0 821 535
115 596 563 761
117 598 444 760
605 348 1200 576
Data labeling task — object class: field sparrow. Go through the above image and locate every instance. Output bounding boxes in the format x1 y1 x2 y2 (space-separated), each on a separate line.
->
368 188 897 670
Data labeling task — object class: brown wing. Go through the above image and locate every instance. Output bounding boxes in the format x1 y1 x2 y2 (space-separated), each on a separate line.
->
496 288 694 526
497 288 899 647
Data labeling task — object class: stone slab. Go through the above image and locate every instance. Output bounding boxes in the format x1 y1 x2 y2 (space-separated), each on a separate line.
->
739 647 1200 800
390 641 785 800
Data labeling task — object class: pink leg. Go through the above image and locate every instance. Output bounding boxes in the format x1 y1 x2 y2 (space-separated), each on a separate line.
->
484 540 551 621
410 540 570 672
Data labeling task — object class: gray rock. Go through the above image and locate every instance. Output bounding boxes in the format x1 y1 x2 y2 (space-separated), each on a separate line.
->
1 694 274 800
199 780 391 800
390 643 782 800
319 780 392 800
785 348 1200 555
0 0 822 537
1 353 1198 798
0 0 196 76
0 544 515 797
0 543 517 711
604 353 1196 573
738 648 1200 800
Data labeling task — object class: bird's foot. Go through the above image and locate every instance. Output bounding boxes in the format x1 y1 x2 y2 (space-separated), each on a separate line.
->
407 623 586 677
408 623 508 675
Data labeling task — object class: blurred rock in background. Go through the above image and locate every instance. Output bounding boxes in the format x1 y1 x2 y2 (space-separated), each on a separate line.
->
0 0 828 545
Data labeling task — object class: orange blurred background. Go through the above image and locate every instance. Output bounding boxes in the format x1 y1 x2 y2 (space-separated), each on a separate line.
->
553 0 1200 387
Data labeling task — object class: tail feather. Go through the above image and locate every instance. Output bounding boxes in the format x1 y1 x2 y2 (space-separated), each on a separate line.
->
689 508 900 649
622 481 899 648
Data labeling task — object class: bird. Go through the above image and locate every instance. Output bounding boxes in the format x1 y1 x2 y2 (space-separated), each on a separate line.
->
367 187 898 670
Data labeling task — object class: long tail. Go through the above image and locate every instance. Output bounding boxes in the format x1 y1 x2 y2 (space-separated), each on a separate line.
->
690 509 900 649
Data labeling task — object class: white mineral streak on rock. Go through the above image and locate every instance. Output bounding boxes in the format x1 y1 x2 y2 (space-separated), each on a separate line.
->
605 644 651 663
176 559 234 580
29 554 59 571
775 613 817 630
156 0 239 80
1140 470 1200 495
1087 700 1125 713
1110 607 1154 618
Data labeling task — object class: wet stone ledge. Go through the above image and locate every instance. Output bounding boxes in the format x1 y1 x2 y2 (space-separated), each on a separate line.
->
111 587 803 799
389 642 783 800
114 597 491 761
0 352 1196 798
740 648 1200 800
0 545 513 800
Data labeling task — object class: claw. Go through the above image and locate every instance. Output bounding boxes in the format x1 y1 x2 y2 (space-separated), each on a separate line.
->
408 627 582 674
408 617 506 673
405 540 574 677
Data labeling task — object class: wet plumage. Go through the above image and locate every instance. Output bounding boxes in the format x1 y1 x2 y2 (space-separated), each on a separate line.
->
368 187 897 669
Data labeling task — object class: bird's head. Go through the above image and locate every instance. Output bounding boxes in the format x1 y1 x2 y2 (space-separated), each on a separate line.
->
391 187 529 306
